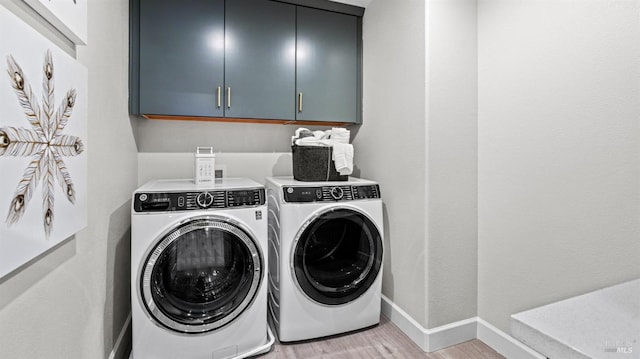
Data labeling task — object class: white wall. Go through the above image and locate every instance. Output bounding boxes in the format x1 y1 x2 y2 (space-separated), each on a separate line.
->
358 0 428 327
358 0 478 330
364 0 639 344
478 0 640 332
137 152 293 186
426 0 478 328
134 118 296 153
0 0 137 358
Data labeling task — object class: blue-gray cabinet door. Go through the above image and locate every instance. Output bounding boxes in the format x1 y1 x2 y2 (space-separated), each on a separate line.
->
296 7 359 123
139 0 224 117
225 0 296 120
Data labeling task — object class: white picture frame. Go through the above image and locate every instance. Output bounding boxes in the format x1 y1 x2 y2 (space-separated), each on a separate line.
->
0 6 88 279
22 0 87 45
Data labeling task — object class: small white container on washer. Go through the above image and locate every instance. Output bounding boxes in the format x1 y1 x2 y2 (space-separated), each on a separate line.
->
194 146 215 185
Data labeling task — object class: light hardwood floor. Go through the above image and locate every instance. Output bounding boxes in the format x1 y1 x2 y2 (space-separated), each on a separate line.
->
262 316 505 359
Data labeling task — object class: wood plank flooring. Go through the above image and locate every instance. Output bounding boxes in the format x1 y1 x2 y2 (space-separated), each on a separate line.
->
262 316 505 359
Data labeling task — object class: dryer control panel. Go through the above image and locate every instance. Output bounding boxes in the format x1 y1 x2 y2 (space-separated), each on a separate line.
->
133 188 265 212
283 185 381 203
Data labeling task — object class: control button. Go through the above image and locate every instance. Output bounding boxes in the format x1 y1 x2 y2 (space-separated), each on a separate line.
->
139 193 148 201
330 186 343 200
196 192 214 208
177 196 185 207
316 189 323 199
287 187 294 194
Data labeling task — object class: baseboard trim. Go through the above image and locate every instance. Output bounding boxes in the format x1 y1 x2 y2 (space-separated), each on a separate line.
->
109 313 132 359
381 295 476 352
381 294 429 350
381 295 545 358
476 318 546 359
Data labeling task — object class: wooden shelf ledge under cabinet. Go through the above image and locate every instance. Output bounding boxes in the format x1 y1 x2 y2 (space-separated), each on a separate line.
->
143 115 354 127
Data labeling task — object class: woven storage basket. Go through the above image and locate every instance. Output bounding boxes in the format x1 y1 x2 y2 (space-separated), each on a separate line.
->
291 145 348 182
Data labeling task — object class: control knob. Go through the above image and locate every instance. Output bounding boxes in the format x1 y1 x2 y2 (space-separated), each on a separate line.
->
196 192 214 208
330 186 343 200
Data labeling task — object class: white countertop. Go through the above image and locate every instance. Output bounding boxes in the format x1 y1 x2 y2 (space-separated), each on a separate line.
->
511 279 640 359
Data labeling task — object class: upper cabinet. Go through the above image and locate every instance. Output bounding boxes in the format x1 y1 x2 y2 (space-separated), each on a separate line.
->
296 7 359 123
130 0 363 125
225 0 296 121
138 0 225 117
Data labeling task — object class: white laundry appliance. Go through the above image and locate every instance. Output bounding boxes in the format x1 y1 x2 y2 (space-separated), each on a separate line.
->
131 178 272 359
265 176 384 342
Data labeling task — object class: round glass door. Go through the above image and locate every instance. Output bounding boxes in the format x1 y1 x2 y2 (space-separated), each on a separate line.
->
293 208 383 305
140 217 262 333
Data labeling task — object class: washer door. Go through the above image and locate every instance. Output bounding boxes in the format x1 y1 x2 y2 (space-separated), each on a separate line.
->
293 207 383 305
140 217 262 334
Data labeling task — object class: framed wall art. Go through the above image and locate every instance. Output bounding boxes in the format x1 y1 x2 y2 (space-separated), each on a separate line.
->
0 6 88 279
21 0 87 45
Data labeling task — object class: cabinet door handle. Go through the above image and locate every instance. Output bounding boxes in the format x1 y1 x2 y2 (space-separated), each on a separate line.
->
217 86 221 108
227 87 231 109
298 92 303 113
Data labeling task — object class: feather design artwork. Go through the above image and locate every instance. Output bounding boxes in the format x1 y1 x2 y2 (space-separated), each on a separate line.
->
2 49 83 238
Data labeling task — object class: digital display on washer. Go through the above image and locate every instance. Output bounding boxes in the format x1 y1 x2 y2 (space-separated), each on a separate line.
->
227 189 264 207
353 185 381 199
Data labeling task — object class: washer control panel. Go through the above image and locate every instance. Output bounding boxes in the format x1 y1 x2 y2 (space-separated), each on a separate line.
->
283 184 381 203
133 188 265 212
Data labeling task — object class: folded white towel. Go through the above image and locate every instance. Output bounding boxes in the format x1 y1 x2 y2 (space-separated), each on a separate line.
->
295 128 313 138
332 143 353 176
295 137 332 146
330 127 350 145
292 128 314 145
292 128 334 146
314 130 331 140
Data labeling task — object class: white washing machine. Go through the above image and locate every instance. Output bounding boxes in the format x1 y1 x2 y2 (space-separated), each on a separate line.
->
131 178 272 359
265 176 384 342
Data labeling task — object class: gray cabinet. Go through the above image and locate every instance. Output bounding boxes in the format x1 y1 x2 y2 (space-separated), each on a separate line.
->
225 0 296 120
132 0 362 124
296 7 359 124
138 0 224 117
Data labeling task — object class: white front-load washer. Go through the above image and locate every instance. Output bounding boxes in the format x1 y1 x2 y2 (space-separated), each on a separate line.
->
131 178 272 359
265 176 384 342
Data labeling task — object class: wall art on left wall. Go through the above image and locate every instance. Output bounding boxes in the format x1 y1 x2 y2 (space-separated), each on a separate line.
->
0 6 88 279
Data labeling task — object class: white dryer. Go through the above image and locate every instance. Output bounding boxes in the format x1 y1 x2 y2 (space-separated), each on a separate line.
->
265 176 384 342
131 178 272 359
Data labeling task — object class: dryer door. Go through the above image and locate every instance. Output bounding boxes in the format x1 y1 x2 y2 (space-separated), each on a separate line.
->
140 217 262 333
293 207 383 305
